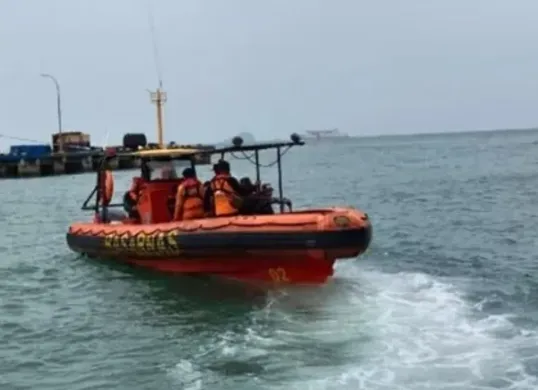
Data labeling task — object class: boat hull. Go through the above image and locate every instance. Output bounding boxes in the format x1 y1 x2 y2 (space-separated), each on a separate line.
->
66 207 372 284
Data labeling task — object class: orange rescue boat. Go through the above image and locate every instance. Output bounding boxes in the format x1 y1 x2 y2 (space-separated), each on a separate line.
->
66 134 372 284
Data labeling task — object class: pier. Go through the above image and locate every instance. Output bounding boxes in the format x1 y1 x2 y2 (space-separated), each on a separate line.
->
0 143 214 179
1 80 214 179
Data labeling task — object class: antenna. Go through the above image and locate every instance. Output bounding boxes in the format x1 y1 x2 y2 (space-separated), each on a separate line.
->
146 0 167 148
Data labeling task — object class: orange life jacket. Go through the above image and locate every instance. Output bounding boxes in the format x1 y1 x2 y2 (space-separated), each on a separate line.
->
174 178 205 221
210 174 241 217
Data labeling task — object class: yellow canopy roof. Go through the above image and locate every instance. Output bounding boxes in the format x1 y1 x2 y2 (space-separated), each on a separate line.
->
131 147 202 158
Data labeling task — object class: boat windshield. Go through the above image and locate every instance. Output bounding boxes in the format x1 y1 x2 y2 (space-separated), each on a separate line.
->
145 160 191 180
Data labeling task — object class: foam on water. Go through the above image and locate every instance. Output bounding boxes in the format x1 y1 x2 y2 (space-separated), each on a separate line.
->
167 264 538 390
168 359 204 390
288 265 538 390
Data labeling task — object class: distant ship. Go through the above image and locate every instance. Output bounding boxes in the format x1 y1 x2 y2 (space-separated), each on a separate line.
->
300 128 350 141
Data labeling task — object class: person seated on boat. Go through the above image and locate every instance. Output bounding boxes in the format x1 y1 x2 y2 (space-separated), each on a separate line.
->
249 183 276 215
265 185 293 213
236 177 281 215
160 161 178 180
205 159 248 217
173 167 205 221
123 176 145 220
239 177 257 195
256 183 277 214
237 177 259 215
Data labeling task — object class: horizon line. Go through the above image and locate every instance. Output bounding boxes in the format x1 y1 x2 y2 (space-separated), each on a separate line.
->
346 125 538 140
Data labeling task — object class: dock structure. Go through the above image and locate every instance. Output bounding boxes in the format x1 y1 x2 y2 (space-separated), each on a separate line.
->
0 144 214 179
0 82 214 179
0 130 214 179
0 149 119 178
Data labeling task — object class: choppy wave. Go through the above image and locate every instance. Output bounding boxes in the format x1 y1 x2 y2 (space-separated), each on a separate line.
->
168 264 538 389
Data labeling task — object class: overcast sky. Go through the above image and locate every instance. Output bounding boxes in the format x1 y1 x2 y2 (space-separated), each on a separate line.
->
1 0 538 148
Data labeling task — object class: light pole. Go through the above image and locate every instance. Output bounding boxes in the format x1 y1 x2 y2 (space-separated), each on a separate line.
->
40 73 63 153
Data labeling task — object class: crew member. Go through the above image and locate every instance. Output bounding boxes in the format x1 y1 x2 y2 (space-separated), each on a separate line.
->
128 177 144 203
239 177 256 195
173 167 205 221
258 183 277 214
238 177 258 215
123 176 145 219
238 179 276 215
205 160 247 217
161 162 178 179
